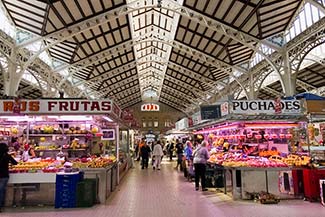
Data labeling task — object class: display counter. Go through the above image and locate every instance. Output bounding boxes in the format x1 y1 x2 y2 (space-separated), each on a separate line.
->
222 166 297 200
82 163 118 204
7 173 56 207
8 172 56 184
5 163 119 207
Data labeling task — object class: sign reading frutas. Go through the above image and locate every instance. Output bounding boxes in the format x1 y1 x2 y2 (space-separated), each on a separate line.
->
231 100 301 114
141 103 159 111
0 99 112 115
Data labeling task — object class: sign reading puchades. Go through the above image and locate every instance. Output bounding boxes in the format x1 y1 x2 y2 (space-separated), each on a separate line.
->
0 99 113 115
200 105 221 120
231 100 302 114
141 103 159 111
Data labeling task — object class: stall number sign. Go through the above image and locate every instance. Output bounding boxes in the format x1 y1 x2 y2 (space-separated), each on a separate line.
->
0 99 112 115
141 103 159 111
231 100 301 114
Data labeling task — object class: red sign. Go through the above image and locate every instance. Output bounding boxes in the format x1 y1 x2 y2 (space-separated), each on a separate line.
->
0 99 113 115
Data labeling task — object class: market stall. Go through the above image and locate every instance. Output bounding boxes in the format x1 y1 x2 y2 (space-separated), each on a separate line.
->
2 98 133 206
191 99 314 202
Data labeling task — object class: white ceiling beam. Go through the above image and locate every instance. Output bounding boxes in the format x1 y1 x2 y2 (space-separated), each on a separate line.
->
97 85 140 98
262 87 283 97
296 78 317 90
15 0 279 52
162 85 202 104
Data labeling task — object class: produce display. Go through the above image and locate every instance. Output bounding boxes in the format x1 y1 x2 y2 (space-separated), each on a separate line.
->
9 158 60 173
72 156 117 168
208 151 310 168
9 155 117 174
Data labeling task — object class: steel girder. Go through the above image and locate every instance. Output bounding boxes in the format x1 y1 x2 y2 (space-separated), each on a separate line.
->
10 0 276 102
162 85 201 104
87 74 139 95
96 85 141 99
160 92 192 107
75 62 137 86
120 98 142 109
290 34 325 72
213 15 325 105
0 30 81 97
262 87 283 97
0 30 13 60
141 54 227 86
305 55 325 67
56 33 239 103
164 74 206 97
311 86 325 96
159 97 188 113
287 16 325 66
136 54 227 97
296 79 317 91
16 0 280 51
118 92 142 105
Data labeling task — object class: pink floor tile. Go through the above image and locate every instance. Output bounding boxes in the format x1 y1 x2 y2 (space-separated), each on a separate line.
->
2 158 325 217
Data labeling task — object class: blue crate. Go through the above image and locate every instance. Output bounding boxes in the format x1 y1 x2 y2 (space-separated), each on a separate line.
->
55 172 83 209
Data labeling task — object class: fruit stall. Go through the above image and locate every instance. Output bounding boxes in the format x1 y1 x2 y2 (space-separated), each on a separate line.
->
191 99 318 201
1 98 134 207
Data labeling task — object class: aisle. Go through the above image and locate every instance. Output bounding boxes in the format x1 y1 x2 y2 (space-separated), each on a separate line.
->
3 159 325 217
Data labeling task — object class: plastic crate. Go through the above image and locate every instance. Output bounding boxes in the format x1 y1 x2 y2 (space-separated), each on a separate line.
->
55 172 83 208
76 179 97 207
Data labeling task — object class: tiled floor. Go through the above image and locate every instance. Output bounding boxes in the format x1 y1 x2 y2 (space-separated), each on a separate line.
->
2 158 325 217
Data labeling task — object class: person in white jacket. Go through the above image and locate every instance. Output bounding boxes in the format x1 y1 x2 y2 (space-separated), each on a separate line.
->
152 141 164 170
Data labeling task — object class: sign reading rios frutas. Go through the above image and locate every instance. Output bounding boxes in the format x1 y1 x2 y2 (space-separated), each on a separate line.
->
0 99 113 115
231 100 302 114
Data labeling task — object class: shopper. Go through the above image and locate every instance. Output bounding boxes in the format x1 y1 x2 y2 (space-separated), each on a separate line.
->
137 138 145 161
0 143 17 212
193 140 210 191
165 141 170 157
152 141 164 170
184 140 193 161
168 142 174 161
140 142 151 169
175 139 184 170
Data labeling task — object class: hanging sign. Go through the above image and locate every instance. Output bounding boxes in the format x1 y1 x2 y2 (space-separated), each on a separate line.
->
221 102 229 116
112 103 122 118
231 100 302 114
200 105 221 120
0 99 112 115
191 112 202 125
141 103 159 111
175 118 189 130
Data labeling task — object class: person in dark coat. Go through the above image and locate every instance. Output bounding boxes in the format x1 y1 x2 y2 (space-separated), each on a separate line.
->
0 143 17 212
168 142 174 161
140 142 151 169
175 139 184 170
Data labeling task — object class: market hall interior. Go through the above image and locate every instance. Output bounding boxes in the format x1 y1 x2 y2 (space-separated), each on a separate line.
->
3 160 325 217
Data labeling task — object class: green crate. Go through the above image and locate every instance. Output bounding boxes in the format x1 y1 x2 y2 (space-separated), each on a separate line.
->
76 179 97 207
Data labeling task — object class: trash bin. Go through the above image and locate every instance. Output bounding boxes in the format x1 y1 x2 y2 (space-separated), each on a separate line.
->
76 179 97 207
